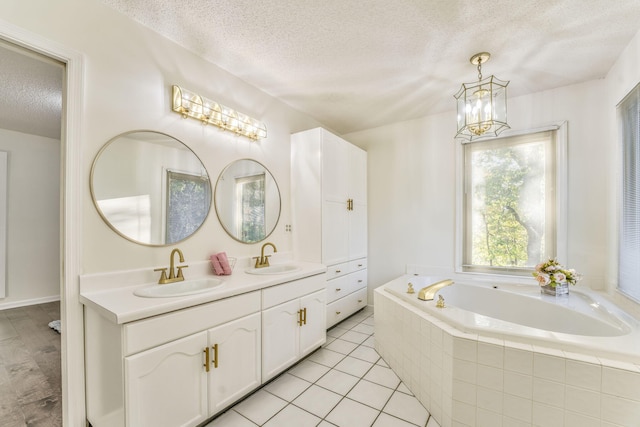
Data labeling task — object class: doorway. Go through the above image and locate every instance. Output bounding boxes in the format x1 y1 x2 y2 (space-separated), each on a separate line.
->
0 24 85 426
0 39 63 425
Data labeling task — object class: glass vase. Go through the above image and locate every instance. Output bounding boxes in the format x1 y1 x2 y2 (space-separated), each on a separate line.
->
541 282 569 296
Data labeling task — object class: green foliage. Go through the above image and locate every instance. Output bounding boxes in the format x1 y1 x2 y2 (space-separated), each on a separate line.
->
471 142 545 267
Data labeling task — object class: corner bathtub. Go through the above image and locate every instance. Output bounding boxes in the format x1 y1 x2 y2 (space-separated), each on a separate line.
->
374 275 640 427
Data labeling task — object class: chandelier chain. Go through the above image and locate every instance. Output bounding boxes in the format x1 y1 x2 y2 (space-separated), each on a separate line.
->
477 60 483 81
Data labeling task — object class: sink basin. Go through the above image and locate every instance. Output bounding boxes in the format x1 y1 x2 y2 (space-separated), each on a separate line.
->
245 264 302 275
134 278 224 298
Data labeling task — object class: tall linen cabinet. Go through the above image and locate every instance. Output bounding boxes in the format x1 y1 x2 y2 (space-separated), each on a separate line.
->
291 127 368 328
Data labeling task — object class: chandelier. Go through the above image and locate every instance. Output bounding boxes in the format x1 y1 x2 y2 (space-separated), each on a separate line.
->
454 52 509 142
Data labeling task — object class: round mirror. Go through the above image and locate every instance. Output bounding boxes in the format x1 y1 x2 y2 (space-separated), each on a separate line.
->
215 159 281 243
91 130 211 246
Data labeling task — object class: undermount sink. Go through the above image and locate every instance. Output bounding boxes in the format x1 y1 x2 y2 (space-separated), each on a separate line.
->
245 264 302 275
134 278 224 298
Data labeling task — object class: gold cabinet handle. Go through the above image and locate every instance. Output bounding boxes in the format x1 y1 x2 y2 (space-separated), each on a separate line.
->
303 307 307 325
203 347 210 373
336 288 342 291
335 269 341 273
212 344 218 369
297 309 303 326
358 264 363 267
336 311 341 315
358 299 363 303
358 280 363 283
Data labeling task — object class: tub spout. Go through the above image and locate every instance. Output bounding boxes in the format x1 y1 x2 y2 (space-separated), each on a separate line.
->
417 279 454 301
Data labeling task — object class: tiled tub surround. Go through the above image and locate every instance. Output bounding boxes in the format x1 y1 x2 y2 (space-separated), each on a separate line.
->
375 276 640 427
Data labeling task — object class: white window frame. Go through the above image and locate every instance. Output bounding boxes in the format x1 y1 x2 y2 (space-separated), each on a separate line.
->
455 122 568 280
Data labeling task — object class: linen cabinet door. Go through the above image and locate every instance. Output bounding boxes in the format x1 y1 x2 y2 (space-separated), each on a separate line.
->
322 199 350 265
125 331 208 427
299 289 327 356
348 199 368 261
207 313 262 415
262 298 300 381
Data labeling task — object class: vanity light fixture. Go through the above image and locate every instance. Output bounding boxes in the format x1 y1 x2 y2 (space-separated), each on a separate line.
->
454 52 509 142
171 85 267 141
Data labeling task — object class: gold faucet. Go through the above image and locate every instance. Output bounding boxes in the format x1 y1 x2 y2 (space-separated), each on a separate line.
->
417 279 454 301
254 242 277 268
154 248 189 284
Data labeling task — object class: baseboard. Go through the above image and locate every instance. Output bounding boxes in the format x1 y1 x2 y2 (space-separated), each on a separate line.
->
0 295 61 311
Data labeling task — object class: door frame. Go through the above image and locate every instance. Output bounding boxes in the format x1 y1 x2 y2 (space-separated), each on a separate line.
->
0 19 85 425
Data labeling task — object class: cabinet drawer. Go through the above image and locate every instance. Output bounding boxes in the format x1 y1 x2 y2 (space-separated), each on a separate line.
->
325 262 350 280
349 258 367 272
326 275 350 304
262 273 326 309
326 288 368 328
123 291 260 356
326 269 367 304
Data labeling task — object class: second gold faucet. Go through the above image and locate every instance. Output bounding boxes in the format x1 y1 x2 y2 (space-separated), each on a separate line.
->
254 242 277 268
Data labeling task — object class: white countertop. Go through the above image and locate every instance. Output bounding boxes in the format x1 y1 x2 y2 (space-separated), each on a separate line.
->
80 260 326 324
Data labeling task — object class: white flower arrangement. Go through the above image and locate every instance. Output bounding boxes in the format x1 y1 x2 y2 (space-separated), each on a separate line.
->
532 258 581 288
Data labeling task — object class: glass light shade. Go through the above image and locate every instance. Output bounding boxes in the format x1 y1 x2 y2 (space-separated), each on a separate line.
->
455 75 509 142
171 85 267 140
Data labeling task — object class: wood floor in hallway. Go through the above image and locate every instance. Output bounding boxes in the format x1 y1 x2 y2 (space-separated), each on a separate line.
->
0 302 62 426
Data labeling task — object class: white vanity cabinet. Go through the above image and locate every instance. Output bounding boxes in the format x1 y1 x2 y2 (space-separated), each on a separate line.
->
85 291 261 427
125 331 209 427
261 274 327 381
291 127 368 328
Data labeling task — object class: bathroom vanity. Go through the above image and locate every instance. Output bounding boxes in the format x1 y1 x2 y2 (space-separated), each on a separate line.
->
80 261 326 427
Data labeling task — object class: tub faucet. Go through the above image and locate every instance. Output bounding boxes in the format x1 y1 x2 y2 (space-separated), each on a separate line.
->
254 242 277 268
154 248 189 284
417 279 454 301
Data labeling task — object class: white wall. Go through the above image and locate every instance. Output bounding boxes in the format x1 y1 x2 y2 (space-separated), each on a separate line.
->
346 28 640 306
0 128 60 308
0 0 325 275
346 78 613 302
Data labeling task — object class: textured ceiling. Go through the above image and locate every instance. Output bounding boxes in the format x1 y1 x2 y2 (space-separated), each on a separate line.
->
2 2 639 139
0 41 63 140
101 0 640 134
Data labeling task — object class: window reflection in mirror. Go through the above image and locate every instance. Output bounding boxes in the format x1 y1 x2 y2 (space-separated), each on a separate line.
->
215 159 281 243
166 170 211 243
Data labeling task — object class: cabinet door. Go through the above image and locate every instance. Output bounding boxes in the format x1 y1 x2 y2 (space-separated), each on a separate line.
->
262 299 300 381
322 199 350 265
321 130 349 203
125 332 208 427
348 144 367 205
299 289 327 356
208 313 261 415
349 200 367 261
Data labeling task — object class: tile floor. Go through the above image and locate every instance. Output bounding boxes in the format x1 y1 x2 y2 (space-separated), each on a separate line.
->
207 307 440 427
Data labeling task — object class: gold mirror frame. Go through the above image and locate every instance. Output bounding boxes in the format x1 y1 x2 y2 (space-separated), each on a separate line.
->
90 130 212 246
214 159 281 244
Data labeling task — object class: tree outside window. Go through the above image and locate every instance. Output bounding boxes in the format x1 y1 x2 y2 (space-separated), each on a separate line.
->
463 131 557 273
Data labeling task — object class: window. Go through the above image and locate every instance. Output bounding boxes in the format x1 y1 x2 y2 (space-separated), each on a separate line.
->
166 170 211 244
235 173 266 243
461 128 563 275
619 83 640 301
